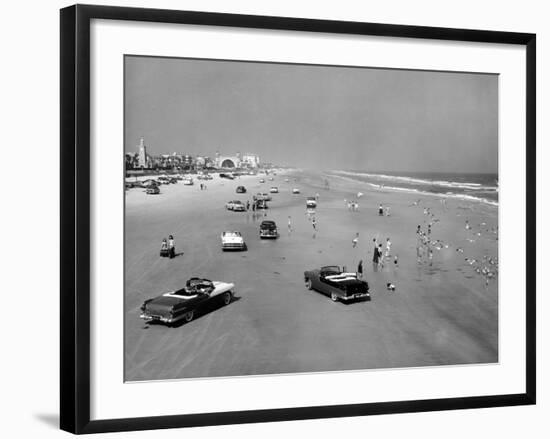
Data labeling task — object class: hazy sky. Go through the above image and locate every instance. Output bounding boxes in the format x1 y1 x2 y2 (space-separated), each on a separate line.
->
125 56 498 173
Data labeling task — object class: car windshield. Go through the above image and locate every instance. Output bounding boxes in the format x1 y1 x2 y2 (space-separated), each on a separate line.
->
261 222 276 229
173 278 214 295
321 266 341 276
223 232 241 237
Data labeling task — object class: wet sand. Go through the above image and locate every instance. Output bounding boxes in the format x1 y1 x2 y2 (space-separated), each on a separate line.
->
124 170 498 381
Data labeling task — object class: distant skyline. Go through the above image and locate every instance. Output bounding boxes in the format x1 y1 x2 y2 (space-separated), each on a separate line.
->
125 56 498 173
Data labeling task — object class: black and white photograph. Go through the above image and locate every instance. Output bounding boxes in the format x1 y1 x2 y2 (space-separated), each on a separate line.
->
124 55 499 382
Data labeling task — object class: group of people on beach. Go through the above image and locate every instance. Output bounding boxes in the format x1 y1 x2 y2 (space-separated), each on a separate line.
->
371 236 396 271
346 199 360 211
160 235 176 259
199 183 208 190
354 235 396 276
378 203 390 216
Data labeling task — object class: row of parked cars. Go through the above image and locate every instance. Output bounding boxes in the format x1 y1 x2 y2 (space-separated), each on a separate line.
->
125 174 198 194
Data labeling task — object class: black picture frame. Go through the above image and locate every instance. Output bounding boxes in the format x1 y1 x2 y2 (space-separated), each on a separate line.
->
60 4 536 434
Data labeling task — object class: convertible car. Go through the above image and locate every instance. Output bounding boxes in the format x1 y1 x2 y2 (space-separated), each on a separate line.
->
140 277 235 325
304 266 370 302
226 200 246 211
221 231 247 251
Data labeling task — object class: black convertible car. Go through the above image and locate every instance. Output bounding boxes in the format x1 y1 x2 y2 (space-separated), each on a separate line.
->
140 278 235 325
303 266 370 302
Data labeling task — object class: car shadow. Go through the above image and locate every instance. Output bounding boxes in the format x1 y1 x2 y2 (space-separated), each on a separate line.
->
341 296 372 305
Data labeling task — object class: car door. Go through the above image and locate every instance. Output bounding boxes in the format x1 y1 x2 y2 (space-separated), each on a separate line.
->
314 272 330 295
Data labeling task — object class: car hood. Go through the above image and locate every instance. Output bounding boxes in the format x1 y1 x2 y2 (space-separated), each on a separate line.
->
222 236 244 243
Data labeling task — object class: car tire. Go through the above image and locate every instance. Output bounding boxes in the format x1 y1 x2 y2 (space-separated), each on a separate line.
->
305 278 312 290
223 291 232 305
331 292 338 302
183 310 194 323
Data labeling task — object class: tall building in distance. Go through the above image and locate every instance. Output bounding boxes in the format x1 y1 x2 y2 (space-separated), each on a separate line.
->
137 137 150 168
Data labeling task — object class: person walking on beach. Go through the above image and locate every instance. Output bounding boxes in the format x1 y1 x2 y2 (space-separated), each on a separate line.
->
312 216 317 231
352 233 359 248
357 260 363 279
372 238 380 271
378 244 384 269
385 237 392 259
287 216 292 233
246 200 250 211
168 235 175 259
379 204 384 216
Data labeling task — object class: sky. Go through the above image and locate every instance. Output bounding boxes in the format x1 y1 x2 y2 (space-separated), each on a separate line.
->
125 56 498 173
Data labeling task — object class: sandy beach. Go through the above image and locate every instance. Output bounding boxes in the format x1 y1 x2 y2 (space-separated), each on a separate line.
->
124 170 498 382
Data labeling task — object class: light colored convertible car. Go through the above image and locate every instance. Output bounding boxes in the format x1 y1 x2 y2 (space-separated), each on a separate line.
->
221 231 247 251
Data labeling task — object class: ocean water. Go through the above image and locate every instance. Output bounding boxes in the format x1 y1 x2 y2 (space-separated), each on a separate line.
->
328 170 498 206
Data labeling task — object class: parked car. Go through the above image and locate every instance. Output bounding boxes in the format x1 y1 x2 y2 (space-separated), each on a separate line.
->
269 187 279 193
158 176 173 184
259 220 278 239
142 179 158 188
256 193 272 201
221 231 247 251
254 199 268 210
236 185 247 193
183 178 194 185
284 178 289 182
139 277 235 325
303 265 370 302
306 196 317 208
220 173 235 180
268 177 274 181
259 178 265 183
146 185 160 195
225 200 246 211
292 188 301 194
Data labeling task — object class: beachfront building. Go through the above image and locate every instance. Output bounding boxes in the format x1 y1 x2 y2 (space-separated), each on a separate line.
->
215 151 242 169
214 151 260 169
242 153 260 168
